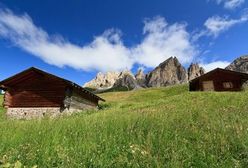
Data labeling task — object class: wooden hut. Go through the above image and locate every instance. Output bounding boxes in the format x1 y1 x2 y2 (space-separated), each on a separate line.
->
189 68 248 91
0 67 105 119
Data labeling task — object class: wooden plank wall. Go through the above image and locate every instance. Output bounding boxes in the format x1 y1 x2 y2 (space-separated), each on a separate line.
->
199 71 242 91
73 88 99 106
4 74 67 107
190 71 243 91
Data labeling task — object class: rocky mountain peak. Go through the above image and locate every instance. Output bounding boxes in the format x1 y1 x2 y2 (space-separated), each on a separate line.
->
83 71 120 89
158 56 180 68
135 69 145 80
85 56 239 92
146 57 188 87
225 55 248 73
113 70 139 90
135 69 147 87
119 69 134 78
188 63 205 81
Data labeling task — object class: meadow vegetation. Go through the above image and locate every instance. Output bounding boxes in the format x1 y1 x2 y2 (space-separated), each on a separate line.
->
0 85 248 167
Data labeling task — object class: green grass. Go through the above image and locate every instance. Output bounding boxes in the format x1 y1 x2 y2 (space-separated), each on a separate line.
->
0 95 6 121
1 85 248 167
86 86 130 94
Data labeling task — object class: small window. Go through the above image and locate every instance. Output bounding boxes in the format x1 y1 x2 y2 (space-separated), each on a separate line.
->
223 82 233 89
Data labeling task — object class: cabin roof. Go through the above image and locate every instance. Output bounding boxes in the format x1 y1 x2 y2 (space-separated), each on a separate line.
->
0 67 105 102
190 68 248 83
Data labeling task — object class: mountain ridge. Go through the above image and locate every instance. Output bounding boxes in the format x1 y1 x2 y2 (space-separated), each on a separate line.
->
84 57 205 91
84 55 248 92
225 55 248 73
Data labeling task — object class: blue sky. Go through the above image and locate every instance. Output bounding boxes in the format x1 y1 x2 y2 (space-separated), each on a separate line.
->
0 0 248 85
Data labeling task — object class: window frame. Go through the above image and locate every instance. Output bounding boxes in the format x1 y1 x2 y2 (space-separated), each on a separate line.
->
222 82 234 89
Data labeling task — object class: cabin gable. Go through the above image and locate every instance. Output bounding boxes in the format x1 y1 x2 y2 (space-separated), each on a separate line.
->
4 74 67 108
189 68 248 91
0 67 105 119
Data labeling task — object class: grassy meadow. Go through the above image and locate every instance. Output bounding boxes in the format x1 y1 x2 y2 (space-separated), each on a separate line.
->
0 85 248 167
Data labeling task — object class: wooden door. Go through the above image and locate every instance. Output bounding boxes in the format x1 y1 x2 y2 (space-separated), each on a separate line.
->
202 81 214 91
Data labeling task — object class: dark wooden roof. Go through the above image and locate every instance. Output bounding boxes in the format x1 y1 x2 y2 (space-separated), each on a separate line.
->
190 68 248 83
0 67 105 102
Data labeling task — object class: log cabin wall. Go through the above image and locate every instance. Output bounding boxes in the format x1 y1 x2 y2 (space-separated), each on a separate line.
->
189 69 248 91
63 87 98 111
5 73 67 108
3 91 10 108
198 71 242 91
0 67 104 119
69 90 98 110
73 87 99 106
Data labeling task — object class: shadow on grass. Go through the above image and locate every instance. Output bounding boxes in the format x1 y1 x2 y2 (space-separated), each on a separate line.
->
98 103 112 110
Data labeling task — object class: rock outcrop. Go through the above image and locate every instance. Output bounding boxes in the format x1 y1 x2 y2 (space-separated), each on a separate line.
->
188 63 205 81
84 56 210 91
83 71 119 89
225 55 248 73
135 69 147 87
113 70 140 90
146 57 188 87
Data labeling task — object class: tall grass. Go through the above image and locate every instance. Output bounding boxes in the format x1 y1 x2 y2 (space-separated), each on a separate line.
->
0 85 248 167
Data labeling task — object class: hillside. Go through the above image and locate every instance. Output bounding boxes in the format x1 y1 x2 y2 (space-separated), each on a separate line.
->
0 85 248 167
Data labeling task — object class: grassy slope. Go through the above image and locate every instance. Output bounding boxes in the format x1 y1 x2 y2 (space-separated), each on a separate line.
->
0 85 248 167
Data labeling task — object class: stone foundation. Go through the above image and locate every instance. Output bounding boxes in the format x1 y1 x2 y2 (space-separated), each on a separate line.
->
7 107 61 119
7 106 97 120
6 89 98 120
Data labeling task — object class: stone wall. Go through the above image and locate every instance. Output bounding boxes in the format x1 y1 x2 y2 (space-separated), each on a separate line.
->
7 91 98 119
7 107 62 119
7 105 97 120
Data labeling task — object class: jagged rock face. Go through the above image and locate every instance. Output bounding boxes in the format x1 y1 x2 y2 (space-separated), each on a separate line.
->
135 69 147 87
135 69 145 79
83 71 120 89
225 55 248 73
188 63 205 81
84 57 208 91
113 70 140 90
146 57 188 87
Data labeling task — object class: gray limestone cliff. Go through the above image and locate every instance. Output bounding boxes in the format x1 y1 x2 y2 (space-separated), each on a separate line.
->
146 57 188 87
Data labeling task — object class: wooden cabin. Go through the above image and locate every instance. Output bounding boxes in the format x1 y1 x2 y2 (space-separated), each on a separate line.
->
0 67 105 119
189 68 248 91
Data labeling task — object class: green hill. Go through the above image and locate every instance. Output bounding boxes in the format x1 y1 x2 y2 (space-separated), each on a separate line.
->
0 85 248 167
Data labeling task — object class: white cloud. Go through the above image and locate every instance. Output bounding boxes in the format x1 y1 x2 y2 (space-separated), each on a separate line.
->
0 9 133 72
132 17 196 67
204 15 248 37
0 9 198 72
200 61 230 72
213 0 245 9
193 13 248 71
192 12 248 40
224 0 245 9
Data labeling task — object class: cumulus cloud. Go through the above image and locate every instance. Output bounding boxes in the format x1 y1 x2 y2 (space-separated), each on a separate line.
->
204 14 248 37
0 9 133 71
200 61 230 72
193 12 248 40
0 9 198 72
212 0 245 9
192 12 248 71
132 17 196 67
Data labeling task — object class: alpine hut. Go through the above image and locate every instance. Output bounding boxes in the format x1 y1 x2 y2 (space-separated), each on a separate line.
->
189 68 248 91
0 67 105 119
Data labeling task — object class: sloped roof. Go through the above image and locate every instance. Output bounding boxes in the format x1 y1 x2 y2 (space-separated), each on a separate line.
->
190 68 248 83
0 67 105 102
